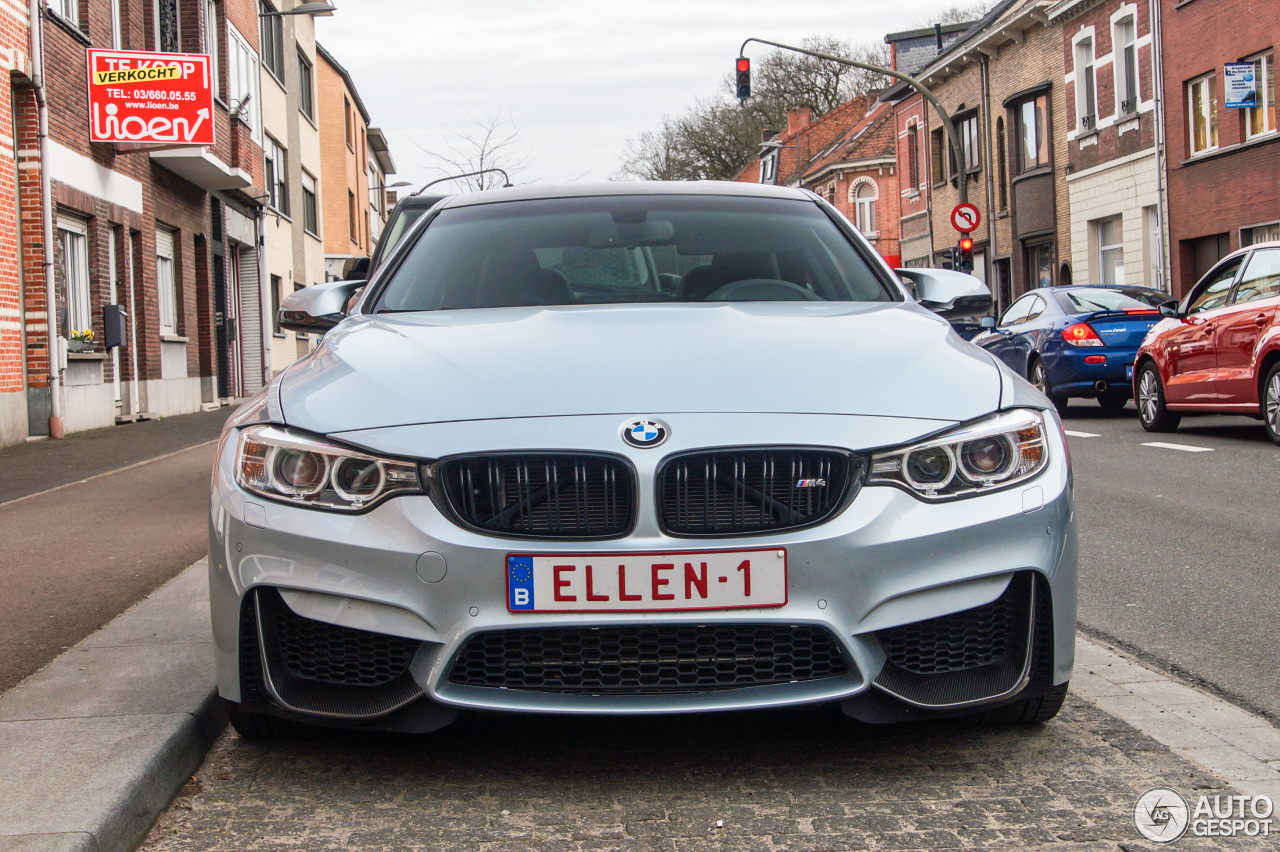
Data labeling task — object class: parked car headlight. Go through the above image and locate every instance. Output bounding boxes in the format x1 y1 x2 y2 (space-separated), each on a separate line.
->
235 425 423 512
868 409 1048 501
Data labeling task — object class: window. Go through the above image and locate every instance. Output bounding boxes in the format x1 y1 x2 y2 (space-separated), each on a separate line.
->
1242 222 1280 247
1026 241 1054 290
1096 217 1124 286
930 128 945 185
960 113 980 173
301 171 319 236
1114 15 1138 115
996 117 1007 210
1231 248 1280 304
1246 52 1275 139
58 215 90 337
156 227 177 336
52 0 79 26
271 275 283 335
852 182 878 235
263 136 288 214
348 190 358 242
344 97 353 149
203 0 219 98
1075 37 1097 129
155 0 178 51
259 2 284 80
906 125 919 189
110 0 122 48
1187 258 1240 313
1018 95 1049 172
298 50 314 120
1000 293 1038 326
227 24 261 141
1188 73 1218 155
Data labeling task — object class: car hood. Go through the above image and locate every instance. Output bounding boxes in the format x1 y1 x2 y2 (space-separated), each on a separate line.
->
279 303 1002 434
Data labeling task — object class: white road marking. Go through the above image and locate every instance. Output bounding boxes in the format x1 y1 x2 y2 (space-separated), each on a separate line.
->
1064 430 1100 438
1075 635 1280 800
1141 441 1215 453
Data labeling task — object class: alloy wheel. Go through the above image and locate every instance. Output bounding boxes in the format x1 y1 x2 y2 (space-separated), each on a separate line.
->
1267 372 1280 436
1031 362 1049 395
1137 370 1159 425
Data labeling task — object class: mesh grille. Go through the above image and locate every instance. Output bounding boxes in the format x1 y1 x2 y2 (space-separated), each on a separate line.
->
439 454 634 539
877 576 1030 675
657 448 858 536
260 589 420 687
448 624 849 693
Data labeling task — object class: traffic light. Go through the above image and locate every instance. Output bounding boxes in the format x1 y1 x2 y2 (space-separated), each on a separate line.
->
957 237 974 273
735 57 751 100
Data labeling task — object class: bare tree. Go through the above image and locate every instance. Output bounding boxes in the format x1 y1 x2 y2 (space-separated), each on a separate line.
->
415 113 533 191
911 0 999 28
614 35 891 183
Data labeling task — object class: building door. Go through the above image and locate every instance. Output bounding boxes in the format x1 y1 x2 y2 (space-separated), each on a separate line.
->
108 228 121 406
1025 242 1054 292
225 244 242 398
1188 233 1231 284
993 258 1012 315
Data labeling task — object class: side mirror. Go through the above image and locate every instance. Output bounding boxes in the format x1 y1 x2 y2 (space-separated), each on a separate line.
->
279 279 366 334
342 256 371 281
896 268 993 320
1158 299 1182 319
980 315 997 329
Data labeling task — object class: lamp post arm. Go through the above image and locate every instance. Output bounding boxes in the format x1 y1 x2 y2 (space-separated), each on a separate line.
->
739 37 968 204
419 168 513 193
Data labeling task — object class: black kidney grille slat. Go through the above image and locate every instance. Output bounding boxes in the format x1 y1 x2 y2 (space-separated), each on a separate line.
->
658 448 857 536
448 624 850 693
440 454 634 539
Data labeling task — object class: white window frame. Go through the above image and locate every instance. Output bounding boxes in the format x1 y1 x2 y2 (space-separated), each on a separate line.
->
961 114 980 172
58 214 91 337
263 135 288 214
156 227 177 337
226 23 261 142
1073 30 1097 131
1096 217 1124 286
203 0 219 100
301 170 319 237
1188 73 1218 155
851 180 878 237
1245 51 1276 140
1241 221 1280 247
51 0 79 26
1112 13 1138 116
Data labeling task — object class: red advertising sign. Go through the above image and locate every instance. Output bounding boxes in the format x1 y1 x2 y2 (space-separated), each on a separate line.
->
87 49 215 146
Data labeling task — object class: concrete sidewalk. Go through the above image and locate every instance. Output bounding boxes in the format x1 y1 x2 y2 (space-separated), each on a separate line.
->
0 561 222 852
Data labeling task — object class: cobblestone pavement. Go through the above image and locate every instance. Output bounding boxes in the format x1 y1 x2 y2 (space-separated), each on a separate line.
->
140 696 1271 851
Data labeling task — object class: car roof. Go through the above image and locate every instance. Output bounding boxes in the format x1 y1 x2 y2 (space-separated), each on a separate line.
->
432 181 813 211
396 193 450 209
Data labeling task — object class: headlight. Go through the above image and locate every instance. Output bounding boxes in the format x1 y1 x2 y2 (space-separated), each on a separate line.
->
235 425 423 512
867 409 1049 501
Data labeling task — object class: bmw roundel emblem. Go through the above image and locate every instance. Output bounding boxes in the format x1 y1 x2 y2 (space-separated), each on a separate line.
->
622 418 669 448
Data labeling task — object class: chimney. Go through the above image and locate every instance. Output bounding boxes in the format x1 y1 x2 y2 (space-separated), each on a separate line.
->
787 108 812 135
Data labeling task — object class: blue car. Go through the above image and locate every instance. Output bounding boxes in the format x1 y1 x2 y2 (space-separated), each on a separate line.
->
973 285 1168 413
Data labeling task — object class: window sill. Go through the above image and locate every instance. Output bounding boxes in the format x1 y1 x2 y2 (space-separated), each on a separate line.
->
273 332 287 339
160 334 189 344
304 228 321 241
269 207 293 223
1180 130 1280 167
263 65 287 93
67 351 106 361
300 111 318 131
46 9 91 45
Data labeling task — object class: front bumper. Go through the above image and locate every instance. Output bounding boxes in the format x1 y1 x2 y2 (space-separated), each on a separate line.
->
209 412 1077 729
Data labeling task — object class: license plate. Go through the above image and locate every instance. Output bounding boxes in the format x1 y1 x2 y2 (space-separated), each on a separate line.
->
1126 364 1134 379
506 549 787 613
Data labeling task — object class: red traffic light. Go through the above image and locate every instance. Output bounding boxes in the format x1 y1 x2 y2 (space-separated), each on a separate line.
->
736 57 750 73
959 237 974 252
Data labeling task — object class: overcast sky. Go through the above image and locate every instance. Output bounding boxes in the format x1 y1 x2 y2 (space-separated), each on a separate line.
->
320 1 968 190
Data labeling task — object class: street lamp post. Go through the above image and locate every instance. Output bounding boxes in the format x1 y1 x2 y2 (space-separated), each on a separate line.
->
259 1 335 16
418 168 513 193
738 37 969 205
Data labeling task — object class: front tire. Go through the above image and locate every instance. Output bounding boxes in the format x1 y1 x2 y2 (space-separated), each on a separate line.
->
1135 363 1181 432
1029 358 1067 414
1263 363 1280 446
223 699 313 740
964 682 1069 725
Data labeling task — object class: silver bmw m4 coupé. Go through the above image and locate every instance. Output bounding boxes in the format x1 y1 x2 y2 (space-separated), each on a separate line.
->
210 182 1076 737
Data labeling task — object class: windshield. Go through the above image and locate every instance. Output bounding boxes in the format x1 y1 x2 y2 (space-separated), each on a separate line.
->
374 195 894 312
1053 287 1164 313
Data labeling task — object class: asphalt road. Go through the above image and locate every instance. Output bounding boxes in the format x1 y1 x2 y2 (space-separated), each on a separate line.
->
0 408 232 693
1063 398 1280 721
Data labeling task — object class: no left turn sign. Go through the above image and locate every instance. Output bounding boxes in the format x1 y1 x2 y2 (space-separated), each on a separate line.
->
951 203 980 233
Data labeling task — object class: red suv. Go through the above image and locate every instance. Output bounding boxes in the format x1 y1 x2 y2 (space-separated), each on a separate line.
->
1134 241 1280 444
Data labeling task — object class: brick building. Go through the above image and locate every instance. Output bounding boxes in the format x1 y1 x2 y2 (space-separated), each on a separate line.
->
1158 0 1280 296
1049 0 1165 294
0 3 30 446
316 43 393 282
732 97 902 267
